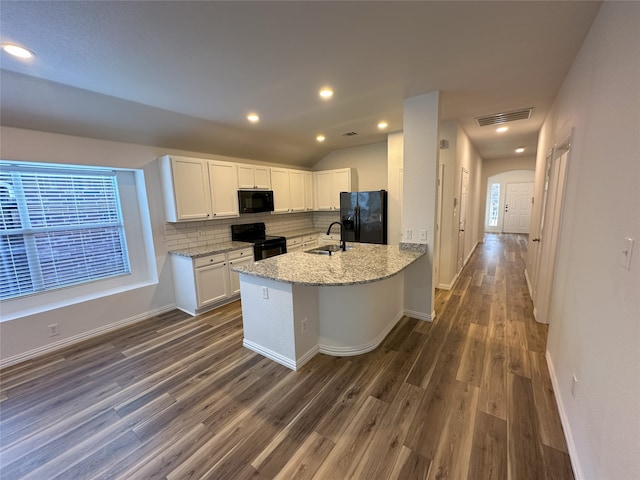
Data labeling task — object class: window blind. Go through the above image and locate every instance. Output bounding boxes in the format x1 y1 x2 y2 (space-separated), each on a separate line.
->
0 162 131 300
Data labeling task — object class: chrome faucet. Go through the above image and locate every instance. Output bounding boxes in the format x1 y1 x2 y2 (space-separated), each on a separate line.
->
326 221 346 251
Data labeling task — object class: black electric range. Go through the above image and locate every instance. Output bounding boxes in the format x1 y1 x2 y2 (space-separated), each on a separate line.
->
231 222 287 261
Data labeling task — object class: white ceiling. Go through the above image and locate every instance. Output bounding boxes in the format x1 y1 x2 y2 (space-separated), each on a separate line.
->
0 1 601 167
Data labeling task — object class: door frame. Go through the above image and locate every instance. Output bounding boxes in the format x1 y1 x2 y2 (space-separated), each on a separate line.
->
531 131 573 324
457 167 469 274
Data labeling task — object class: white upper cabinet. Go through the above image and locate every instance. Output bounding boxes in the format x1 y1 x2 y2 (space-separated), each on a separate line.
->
304 171 315 211
237 164 271 189
208 161 239 218
270 167 291 213
289 170 306 212
160 155 212 222
314 168 352 211
159 155 240 222
160 154 349 220
271 168 309 214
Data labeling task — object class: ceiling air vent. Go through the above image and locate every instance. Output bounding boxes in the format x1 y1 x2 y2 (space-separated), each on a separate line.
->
475 107 534 127
342 131 358 137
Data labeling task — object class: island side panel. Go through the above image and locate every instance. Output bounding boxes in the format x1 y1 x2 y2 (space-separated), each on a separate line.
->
317 273 404 355
239 274 298 369
291 284 320 366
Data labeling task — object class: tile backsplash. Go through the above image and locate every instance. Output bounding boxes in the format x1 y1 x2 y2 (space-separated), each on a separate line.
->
165 211 339 250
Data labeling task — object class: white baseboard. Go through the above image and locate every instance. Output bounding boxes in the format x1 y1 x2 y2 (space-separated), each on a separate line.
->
403 309 434 322
319 310 405 356
545 351 583 480
464 241 479 266
243 339 300 371
0 304 178 369
524 268 533 297
438 272 459 291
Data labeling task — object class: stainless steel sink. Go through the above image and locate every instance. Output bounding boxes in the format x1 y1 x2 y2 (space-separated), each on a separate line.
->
305 244 352 255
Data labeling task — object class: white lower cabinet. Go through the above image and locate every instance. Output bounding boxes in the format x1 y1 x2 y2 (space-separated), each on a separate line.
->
228 249 254 295
287 234 319 253
171 247 254 315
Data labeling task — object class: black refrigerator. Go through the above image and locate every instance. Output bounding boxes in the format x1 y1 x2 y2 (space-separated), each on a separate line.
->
340 190 388 244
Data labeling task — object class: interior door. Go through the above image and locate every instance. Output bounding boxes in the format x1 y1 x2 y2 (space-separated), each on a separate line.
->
532 146 570 324
457 168 469 273
503 182 533 233
435 164 444 286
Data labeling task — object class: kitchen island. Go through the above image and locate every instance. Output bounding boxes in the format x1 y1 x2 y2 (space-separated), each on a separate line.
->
232 243 426 370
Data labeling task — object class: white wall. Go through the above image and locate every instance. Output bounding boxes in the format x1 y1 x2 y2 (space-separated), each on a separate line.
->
312 142 388 191
387 132 403 246
437 121 483 289
527 3 640 479
402 91 439 320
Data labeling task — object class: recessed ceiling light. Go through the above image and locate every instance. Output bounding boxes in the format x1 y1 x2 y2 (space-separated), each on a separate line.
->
319 87 334 99
1 43 34 59
316 135 325 142
247 113 260 123
377 121 388 130
515 146 525 153
496 126 509 133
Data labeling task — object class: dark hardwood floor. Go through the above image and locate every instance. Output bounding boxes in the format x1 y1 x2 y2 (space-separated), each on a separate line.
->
0 233 573 479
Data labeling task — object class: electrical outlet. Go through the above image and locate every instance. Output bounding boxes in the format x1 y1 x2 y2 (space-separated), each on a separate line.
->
261 286 269 299
198 230 207 239
420 229 427 241
301 318 308 332
571 375 578 398
47 323 60 337
405 228 412 240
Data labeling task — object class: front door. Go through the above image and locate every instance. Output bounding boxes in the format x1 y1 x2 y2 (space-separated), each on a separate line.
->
503 182 533 233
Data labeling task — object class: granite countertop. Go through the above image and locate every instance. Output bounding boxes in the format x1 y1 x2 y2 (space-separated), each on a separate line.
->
169 241 253 258
231 243 426 286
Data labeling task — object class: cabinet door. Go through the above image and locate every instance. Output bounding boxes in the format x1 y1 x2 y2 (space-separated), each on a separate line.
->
195 261 229 307
304 172 315 211
332 169 352 206
208 161 239 218
237 165 256 189
314 171 333 211
289 170 305 212
237 165 271 189
171 157 212 221
271 168 291 213
228 256 253 295
253 166 271 189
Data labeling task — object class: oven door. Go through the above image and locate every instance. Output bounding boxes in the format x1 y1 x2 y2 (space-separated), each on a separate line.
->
254 240 287 260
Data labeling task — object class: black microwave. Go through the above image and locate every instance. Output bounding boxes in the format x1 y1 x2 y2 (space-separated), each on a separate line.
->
238 190 275 213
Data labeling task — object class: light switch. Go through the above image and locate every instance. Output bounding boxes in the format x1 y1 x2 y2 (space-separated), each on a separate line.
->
420 230 427 241
619 237 634 270
262 286 269 299
405 229 412 240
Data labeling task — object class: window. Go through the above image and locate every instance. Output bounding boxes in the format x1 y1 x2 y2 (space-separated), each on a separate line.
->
1 161 131 300
488 183 501 227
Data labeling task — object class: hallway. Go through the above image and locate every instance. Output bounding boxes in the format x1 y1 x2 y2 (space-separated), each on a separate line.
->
0 234 573 479
433 233 573 479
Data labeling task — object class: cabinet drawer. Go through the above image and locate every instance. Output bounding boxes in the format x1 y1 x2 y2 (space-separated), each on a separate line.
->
287 237 302 247
228 248 253 261
194 253 227 268
303 234 317 242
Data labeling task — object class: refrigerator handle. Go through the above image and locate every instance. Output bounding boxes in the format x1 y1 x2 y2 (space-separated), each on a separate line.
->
355 205 360 240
